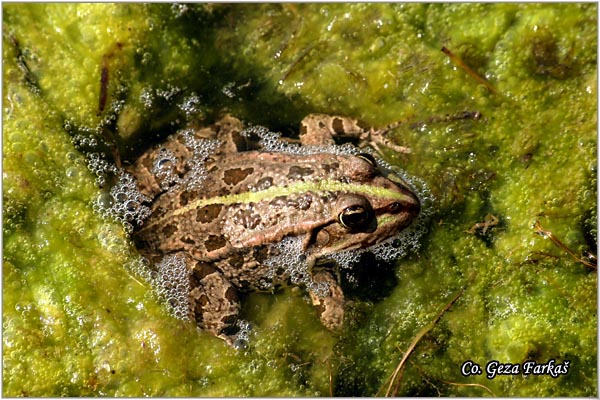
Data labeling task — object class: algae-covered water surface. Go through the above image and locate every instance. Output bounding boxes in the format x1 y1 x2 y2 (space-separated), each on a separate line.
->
3 3 597 397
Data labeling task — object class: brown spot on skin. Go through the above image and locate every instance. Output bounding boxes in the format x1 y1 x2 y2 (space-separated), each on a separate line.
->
227 252 245 269
224 287 237 302
253 246 270 263
162 223 178 238
152 205 168 220
223 167 254 185
230 130 248 152
332 117 345 134
181 237 196 245
322 162 340 174
270 195 287 207
196 204 223 223
179 190 196 207
297 194 312 210
321 192 337 203
205 235 228 252
286 194 313 210
254 177 273 191
313 298 326 317
192 261 218 280
300 123 308 135
288 165 314 179
194 313 204 325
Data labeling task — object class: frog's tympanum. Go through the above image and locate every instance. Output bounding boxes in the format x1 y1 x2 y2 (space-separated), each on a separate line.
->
127 114 421 346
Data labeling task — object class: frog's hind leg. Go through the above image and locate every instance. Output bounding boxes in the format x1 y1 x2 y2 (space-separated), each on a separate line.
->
298 114 412 154
125 115 245 198
188 259 242 345
299 114 361 146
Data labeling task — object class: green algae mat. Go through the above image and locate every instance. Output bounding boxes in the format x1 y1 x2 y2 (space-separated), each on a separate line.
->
3 3 597 397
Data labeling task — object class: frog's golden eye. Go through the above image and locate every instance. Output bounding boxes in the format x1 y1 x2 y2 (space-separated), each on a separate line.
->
338 205 373 231
356 152 377 167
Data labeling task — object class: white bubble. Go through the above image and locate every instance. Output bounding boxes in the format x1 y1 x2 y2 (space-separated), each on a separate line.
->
177 129 221 191
93 171 152 233
264 236 330 298
140 87 154 108
152 148 182 191
153 254 192 321
221 82 236 98
178 93 202 118
240 124 358 157
155 84 181 103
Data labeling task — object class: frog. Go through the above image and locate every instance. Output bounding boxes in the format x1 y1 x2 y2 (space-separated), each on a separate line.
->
126 113 421 346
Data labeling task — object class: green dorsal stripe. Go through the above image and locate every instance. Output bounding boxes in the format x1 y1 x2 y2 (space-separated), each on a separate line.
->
174 179 414 217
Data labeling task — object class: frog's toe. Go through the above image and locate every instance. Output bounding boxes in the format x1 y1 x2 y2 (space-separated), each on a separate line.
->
309 270 345 331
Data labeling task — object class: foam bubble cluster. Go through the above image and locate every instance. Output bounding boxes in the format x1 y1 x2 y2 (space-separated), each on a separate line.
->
178 129 221 191
264 236 330 298
152 148 182 191
94 171 152 233
71 133 99 149
240 125 358 157
154 254 192 321
178 93 202 119
232 319 253 350
221 82 236 99
155 84 182 103
139 84 183 110
84 152 119 187
140 88 154 109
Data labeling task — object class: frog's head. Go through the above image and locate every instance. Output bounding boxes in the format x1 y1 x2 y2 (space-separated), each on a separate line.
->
310 153 421 257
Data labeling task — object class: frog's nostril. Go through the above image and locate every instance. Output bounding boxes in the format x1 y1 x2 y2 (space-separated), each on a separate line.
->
388 202 402 212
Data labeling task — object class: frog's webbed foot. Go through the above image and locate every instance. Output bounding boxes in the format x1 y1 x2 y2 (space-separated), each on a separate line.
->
309 269 345 331
188 259 242 346
367 129 412 155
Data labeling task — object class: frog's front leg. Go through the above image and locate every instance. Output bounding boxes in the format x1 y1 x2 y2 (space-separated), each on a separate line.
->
187 257 241 345
309 268 345 331
299 114 411 154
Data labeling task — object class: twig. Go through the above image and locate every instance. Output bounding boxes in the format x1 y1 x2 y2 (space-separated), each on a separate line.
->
467 214 499 234
441 46 497 94
281 41 325 83
533 219 596 270
438 379 496 397
411 360 496 397
382 288 465 396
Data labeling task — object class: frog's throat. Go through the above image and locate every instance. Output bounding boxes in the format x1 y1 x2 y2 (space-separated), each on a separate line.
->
173 179 416 217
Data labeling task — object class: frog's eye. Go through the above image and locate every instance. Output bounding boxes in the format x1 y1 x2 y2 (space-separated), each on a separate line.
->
338 205 373 231
356 153 377 167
